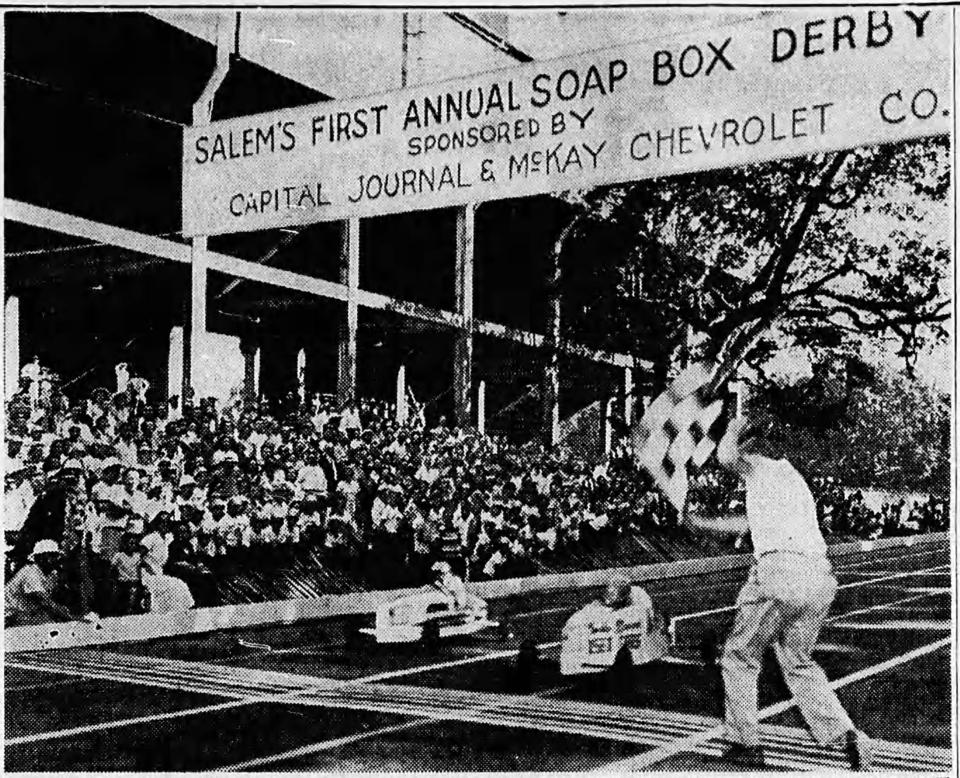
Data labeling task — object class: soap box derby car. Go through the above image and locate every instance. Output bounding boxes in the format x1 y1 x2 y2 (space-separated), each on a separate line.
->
560 579 670 675
360 588 498 644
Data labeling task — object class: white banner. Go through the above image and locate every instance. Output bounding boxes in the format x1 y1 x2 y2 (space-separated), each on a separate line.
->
182 8 950 236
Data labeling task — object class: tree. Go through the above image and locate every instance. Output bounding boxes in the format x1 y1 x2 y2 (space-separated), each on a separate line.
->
553 136 950 394
754 358 949 493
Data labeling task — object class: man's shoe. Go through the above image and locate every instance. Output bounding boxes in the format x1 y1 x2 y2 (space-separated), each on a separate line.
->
720 743 766 768
845 730 875 771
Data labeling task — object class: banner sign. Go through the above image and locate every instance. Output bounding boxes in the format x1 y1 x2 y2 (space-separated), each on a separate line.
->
182 8 950 236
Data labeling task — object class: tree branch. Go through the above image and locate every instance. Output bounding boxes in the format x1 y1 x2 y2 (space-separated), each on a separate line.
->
821 289 945 317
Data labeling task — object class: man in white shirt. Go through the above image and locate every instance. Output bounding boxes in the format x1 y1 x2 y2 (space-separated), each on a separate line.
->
4 467 36 533
6 540 93 626
711 412 873 770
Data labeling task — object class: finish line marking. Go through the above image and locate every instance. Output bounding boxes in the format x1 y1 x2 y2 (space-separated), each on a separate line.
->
5 638 562 746
598 636 952 772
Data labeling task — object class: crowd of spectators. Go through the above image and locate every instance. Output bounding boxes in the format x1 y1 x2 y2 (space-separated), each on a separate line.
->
3 359 949 625
813 478 949 539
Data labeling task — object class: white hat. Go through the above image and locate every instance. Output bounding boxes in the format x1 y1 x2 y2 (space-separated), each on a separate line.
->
29 539 61 558
213 450 239 465
431 561 451 575
60 458 84 473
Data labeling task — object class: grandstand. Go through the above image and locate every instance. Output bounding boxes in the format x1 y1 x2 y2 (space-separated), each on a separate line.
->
3 8 953 773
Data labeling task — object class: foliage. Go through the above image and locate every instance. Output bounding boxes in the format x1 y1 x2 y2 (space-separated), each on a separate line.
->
555 136 951 392
751 358 949 493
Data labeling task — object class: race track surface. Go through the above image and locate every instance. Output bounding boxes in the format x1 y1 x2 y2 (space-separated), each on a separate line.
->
5 540 953 772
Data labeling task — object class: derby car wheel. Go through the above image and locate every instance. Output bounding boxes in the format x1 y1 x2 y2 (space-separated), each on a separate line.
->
613 645 633 671
513 638 538 692
607 645 634 691
421 619 441 652
603 645 635 697
699 628 723 667
498 616 514 642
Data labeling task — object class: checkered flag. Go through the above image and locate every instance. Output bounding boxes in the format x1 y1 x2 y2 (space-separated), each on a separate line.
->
632 362 728 512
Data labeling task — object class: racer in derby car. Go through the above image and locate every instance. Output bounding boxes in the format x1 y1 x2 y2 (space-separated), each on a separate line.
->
359 561 497 644
560 575 670 675
430 561 467 608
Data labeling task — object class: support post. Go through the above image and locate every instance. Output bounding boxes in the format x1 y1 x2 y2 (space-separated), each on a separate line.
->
185 13 231 405
623 366 634 427
453 204 475 428
337 217 360 406
241 338 259 408
167 326 183 402
476 380 486 437
187 237 208 395
296 348 306 408
5 296 20 400
603 396 615 458
396 365 407 425
543 245 562 449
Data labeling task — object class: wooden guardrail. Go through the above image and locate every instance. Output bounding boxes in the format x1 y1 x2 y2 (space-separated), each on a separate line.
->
5 532 947 653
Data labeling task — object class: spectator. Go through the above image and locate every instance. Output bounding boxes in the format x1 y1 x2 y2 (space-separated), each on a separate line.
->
138 533 194 613
5 540 88 626
109 532 142 615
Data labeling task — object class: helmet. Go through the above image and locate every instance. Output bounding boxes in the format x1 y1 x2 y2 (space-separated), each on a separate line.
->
602 575 632 608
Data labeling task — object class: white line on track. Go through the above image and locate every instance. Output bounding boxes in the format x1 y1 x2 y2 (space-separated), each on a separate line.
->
839 547 946 567
5 638 564 746
900 586 952 594
824 592 941 624
5 677 90 693
672 563 949 624
4 690 296 746
837 564 949 591
355 651 517 683
812 643 863 654
879 605 951 615
353 640 562 685
831 619 951 631
598 636 952 772
218 719 426 771
216 683 575 771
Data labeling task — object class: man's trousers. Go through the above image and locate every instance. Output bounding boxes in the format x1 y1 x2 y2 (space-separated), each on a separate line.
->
721 553 853 747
